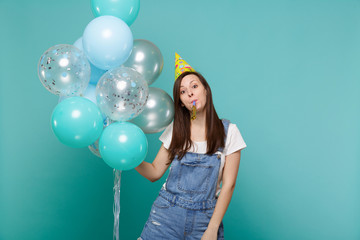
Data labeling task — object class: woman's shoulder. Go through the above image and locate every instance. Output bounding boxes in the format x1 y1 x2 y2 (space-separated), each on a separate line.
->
167 121 173 131
228 122 238 130
224 121 247 153
221 118 238 130
221 119 243 140
225 122 239 138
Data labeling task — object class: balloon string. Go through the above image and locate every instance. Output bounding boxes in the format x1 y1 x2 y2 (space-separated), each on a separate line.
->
113 169 122 240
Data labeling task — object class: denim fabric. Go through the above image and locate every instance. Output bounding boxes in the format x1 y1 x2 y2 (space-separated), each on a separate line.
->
139 119 230 240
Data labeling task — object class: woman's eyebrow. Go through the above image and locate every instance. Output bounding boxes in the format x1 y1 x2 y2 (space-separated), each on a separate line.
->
180 80 197 88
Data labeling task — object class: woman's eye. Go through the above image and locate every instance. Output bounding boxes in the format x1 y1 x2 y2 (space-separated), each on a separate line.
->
180 90 185 94
193 85 198 88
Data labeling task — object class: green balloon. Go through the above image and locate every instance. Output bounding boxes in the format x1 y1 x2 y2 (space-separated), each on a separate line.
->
99 122 148 170
51 97 103 148
91 0 140 26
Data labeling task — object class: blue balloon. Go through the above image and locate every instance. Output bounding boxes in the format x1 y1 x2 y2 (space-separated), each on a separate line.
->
82 84 97 104
73 38 82 49
91 0 140 26
99 122 148 170
81 84 108 121
82 16 133 70
73 37 106 85
51 97 103 148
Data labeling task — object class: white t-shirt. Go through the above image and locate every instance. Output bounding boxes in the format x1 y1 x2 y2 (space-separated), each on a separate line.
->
159 121 247 197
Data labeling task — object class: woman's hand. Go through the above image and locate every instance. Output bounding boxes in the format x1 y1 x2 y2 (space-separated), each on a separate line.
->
201 227 218 240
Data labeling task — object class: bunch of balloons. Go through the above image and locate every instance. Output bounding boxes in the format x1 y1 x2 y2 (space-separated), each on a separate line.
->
37 0 174 171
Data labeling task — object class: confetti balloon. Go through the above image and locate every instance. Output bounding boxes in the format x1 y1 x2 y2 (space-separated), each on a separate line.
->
99 121 148 171
96 66 149 122
130 87 174 133
38 44 91 96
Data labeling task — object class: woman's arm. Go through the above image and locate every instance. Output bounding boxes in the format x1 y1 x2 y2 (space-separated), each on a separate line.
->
207 150 241 230
135 144 171 182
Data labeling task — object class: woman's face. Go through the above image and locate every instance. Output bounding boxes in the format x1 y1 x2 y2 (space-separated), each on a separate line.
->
179 74 207 113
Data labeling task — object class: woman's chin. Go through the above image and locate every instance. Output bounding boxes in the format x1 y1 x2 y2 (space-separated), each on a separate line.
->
195 107 205 115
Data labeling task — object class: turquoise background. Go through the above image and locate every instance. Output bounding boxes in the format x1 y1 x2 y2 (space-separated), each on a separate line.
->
1 0 359 239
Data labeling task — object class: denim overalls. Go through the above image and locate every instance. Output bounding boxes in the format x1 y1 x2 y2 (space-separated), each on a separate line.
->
139 119 230 240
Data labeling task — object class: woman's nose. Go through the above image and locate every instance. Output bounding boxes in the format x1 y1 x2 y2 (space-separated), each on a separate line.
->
188 92 193 97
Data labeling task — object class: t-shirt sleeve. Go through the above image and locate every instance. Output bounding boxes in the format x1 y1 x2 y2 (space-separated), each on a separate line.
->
159 122 173 149
224 123 247 156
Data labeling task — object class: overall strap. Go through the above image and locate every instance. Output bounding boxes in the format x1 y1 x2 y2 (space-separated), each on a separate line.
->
217 118 231 153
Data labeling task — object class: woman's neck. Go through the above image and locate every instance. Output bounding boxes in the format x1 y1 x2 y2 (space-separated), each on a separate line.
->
190 110 207 142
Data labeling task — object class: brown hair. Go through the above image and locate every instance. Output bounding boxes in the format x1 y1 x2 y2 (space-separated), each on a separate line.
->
167 71 225 164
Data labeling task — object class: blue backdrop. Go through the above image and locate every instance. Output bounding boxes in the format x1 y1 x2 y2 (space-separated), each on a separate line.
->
0 0 359 239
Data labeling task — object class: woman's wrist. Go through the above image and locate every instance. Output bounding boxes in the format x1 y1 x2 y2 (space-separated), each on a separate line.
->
207 221 220 230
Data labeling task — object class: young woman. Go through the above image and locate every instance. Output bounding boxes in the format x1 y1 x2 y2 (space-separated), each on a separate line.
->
136 70 247 240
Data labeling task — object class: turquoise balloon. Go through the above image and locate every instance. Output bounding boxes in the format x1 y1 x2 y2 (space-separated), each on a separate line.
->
91 0 140 26
51 97 104 148
99 122 148 170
